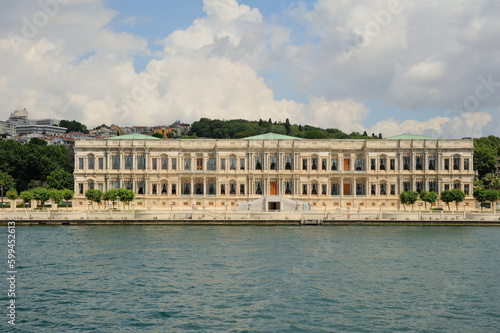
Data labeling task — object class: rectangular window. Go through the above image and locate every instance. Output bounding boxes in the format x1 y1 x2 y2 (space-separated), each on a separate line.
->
87 182 94 190
380 183 386 195
230 157 236 170
152 184 157 195
172 158 177 170
416 181 422 193
112 181 119 189
302 159 307 170
220 184 225 195
221 158 226 170
453 157 460 170
88 156 94 170
331 184 338 195
453 183 460 189
255 155 262 170
182 183 190 195
162 157 168 170
285 181 292 194
208 183 215 195
240 158 245 170
98 183 103 192
240 184 245 195
171 184 176 195
429 181 435 193
230 183 236 195
380 158 386 171
355 158 363 171
99 158 103 170
356 184 363 195
416 157 422 171
161 183 168 194
270 156 277 170
464 184 469 195
255 181 262 195
428 157 435 170
403 181 410 192
302 184 308 195
371 159 376 171
79 158 84 170
371 185 376 195
184 158 190 171
137 156 145 170
285 156 292 170
311 183 317 195
208 158 216 170
322 159 327 170
403 156 410 170
322 184 327 195
464 159 469 171
444 159 449 170
78 183 84 194
196 158 203 171
344 159 350 171
152 158 157 170
137 181 145 194
112 156 119 170
125 155 132 169
124 181 132 190
331 159 337 171
390 184 395 195
390 159 395 171
311 158 318 170
444 184 450 191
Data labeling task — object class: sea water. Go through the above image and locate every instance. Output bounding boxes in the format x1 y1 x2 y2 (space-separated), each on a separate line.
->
2 225 499 332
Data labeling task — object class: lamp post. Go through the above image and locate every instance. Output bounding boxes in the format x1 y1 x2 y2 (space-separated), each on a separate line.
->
440 203 444 218
170 202 174 219
463 203 467 219
379 202 382 219
323 202 327 218
358 202 361 220
418 203 422 219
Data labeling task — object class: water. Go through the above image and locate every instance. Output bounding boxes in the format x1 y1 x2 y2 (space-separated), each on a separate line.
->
2 226 499 332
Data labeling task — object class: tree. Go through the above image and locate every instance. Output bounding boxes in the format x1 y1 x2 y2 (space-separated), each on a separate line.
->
85 189 103 210
32 187 50 207
473 188 488 206
19 190 34 208
0 171 15 192
440 190 454 210
450 189 466 210
152 132 164 139
484 189 500 211
59 119 89 133
46 168 74 190
117 188 135 209
49 189 63 207
62 189 74 202
285 118 291 135
420 191 438 209
6 190 18 209
103 189 119 209
399 191 418 210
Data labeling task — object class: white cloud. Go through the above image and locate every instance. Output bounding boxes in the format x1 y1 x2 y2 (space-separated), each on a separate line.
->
0 0 498 139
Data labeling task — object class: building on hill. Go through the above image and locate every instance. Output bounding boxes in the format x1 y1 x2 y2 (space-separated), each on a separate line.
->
153 126 174 138
72 133 475 211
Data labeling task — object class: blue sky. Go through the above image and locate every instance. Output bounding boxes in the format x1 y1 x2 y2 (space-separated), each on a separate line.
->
1 0 499 138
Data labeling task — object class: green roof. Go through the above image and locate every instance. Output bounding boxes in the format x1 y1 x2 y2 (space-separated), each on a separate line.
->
243 133 302 140
385 133 438 140
108 133 160 140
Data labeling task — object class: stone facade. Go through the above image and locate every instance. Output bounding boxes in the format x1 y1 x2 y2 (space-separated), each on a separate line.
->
73 135 475 211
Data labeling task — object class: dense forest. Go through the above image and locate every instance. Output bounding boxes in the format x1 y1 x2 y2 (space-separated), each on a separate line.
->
0 138 73 192
187 118 382 140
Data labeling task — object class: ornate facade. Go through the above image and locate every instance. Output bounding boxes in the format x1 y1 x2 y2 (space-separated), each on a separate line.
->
73 133 475 211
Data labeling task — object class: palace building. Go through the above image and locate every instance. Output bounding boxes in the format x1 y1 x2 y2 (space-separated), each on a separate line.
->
73 133 475 211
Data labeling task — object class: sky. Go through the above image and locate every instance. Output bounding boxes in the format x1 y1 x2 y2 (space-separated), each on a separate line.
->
1 0 499 138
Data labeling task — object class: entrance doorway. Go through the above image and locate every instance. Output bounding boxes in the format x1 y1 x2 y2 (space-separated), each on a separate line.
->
344 183 350 195
268 202 280 211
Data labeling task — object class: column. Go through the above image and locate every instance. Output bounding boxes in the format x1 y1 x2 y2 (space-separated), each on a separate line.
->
340 177 344 198
353 178 357 198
